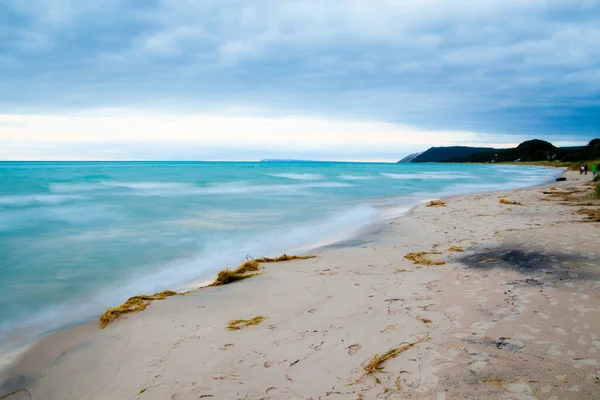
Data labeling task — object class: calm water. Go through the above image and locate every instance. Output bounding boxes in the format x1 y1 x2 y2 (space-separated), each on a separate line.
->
0 161 560 348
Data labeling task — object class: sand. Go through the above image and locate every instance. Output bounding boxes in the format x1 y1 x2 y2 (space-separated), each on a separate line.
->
1 170 599 400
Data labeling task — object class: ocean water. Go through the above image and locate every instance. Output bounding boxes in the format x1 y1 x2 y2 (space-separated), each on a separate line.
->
0 161 560 350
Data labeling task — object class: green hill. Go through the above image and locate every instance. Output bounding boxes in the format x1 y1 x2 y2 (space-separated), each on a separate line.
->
399 138 598 164
402 146 499 163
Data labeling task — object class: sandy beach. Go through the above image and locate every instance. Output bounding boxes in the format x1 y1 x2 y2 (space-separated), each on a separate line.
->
1 170 599 400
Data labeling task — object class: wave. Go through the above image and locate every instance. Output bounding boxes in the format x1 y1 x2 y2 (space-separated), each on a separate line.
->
50 180 351 197
338 174 375 180
380 172 472 180
49 181 194 193
103 182 195 190
123 181 353 197
0 204 124 232
0 194 87 206
49 183 107 193
443 171 560 195
268 173 324 180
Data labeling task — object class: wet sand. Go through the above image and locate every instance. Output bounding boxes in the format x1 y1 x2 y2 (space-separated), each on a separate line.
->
1 170 599 399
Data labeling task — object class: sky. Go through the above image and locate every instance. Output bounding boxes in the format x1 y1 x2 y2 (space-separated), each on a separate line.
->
1 0 599 161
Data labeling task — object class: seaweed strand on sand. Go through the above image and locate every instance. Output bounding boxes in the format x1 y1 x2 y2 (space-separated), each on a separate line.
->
254 254 316 263
354 336 429 384
210 254 316 286
227 316 265 330
448 246 464 252
100 290 180 328
426 200 446 207
499 199 523 205
404 252 445 266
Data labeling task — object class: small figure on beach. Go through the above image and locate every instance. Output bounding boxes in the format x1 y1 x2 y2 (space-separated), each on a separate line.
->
580 164 585 175
593 164 598 176
584 164 588 175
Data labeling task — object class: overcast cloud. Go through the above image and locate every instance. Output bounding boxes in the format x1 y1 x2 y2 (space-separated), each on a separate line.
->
1 0 599 160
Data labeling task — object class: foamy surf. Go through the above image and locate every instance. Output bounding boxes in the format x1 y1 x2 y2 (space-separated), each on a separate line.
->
268 173 325 180
338 174 376 180
0 194 88 206
380 172 473 180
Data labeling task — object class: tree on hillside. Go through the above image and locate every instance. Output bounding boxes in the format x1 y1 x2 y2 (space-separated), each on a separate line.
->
588 139 600 159
513 139 559 161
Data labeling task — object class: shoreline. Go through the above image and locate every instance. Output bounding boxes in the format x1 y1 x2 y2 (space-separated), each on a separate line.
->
0 167 561 360
3 170 598 399
0 169 565 371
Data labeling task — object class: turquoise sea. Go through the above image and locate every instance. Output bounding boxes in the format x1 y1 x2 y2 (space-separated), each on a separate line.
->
0 162 560 350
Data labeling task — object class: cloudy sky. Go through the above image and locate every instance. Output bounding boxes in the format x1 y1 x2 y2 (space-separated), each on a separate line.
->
1 0 599 161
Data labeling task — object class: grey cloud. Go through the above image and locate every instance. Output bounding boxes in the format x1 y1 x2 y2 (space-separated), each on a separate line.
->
1 0 599 139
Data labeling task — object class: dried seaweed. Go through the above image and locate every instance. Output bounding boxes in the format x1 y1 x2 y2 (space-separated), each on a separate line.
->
254 254 316 263
448 246 464 252
210 269 258 286
577 208 600 222
426 200 446 207
481 258 498 263
227 316 265 330
233 259 260 274
404 252 445 266
354 336 429 384
499 199 523 205
100 290 179 328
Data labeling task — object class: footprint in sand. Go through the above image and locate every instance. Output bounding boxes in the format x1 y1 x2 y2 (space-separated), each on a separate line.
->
471 321 495 335
347 343 362 355
266 386 277 395
467 350 490 372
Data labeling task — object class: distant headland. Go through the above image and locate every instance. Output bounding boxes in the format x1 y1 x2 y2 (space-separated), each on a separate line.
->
398 138 600 164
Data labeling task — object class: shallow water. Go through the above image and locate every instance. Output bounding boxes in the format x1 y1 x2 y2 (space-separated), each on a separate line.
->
0 161 560 348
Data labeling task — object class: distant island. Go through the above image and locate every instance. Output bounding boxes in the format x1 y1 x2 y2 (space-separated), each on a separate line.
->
398 139 600 164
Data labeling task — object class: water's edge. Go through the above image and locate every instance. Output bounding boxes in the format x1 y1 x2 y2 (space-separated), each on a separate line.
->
0 164 563 374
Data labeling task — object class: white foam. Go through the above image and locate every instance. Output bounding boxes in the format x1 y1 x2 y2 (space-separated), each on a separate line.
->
268 173 324 180
49 183 107 193
125 181 353 197
0 204 123 232
0 194 87 206
338 174 375 180
380 172 472 180
444 170 560 195
103 181 195 190
49 181 195 193
0 343 33 376
50 179 353 197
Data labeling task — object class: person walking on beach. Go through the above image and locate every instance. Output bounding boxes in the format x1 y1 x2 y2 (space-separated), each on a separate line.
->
580 164 585 175
592 164 598 176
584 164 588 175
